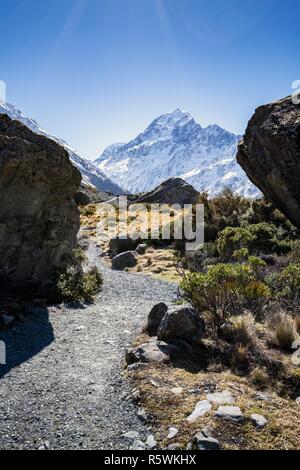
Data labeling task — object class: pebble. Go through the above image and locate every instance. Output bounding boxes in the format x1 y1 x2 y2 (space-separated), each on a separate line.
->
137 407 148 422
146 435 157 449
123 431 140 441
131 440 146 450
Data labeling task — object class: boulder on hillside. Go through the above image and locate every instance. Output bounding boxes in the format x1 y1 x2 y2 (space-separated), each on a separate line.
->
136 178 199 205
111 251 138 270
237 96 300 228
126 338 178 365
0 114 81 294
157 305 205 343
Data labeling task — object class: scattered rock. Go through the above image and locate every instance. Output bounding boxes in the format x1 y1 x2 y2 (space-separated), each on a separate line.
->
206 390 235 405
131 440 146 450
215 406 244 423
126 338 177 365
296 397 300 405
254 392 271 402
127 363 150 373
167 427 179 439
111 251 138 270
123 431 140 441
137 407 148 423
251 414 268 429
136 244 147 255
167 443 181 450
157 305 205 343
186 400 212 422
147 302 168 336
194 431 220 451
171 387 183 396
237 95 300 228
146 435 157 449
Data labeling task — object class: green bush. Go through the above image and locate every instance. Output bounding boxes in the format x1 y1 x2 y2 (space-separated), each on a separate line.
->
276 263 300 307
217 227 254 260
180 263 269 329
55 265 103 303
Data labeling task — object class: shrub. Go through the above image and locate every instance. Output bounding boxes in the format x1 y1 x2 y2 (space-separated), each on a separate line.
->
267 311 298 351
217 227 254 260
250 367 269 388
181 264 249 327
276 263 300 307
55 265 103 303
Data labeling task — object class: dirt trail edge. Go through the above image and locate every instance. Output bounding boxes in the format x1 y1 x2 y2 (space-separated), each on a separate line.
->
0 242 177 450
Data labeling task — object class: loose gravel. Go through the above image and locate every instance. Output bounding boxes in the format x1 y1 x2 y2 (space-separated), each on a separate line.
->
0 243 177 450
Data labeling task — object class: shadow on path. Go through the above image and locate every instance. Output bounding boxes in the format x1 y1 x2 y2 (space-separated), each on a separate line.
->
0 307 54 379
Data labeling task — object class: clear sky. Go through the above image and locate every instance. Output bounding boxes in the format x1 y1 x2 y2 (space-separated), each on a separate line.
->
1 0 300 160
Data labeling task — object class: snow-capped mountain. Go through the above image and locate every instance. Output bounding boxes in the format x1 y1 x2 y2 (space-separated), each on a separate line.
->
95 108 258 197
0 102 124 195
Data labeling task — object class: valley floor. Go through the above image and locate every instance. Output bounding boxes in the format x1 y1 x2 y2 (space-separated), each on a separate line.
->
0 243 177 450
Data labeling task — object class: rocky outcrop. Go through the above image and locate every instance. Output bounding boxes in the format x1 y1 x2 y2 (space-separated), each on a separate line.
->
136 178 199 205
237 96 300 228
0 114 81 294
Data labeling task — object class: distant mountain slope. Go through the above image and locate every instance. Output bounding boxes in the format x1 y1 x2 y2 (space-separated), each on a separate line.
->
95 108 259 197
0 102 124 195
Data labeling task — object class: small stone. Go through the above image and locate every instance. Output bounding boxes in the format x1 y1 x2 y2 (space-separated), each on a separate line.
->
171 387 183 396
146 435 157 449
75 325 85 331
194 431 220 451
136 244 148 255
167 444 181 450
123 431 140 441
215 406 244 423
127 363 149 373
254 392 271 402
186 400 212 422
137 407 148 422
295 397 300 405
186 441 193 450
201 426 214 438
251 414 268 429
206 390 235 405
167 427 179 439
131 440 146 450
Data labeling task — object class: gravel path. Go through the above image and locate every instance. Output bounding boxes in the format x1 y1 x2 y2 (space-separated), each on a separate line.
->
0 243 177 450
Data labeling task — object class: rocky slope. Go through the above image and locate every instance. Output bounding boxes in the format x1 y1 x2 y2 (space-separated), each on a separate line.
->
237 96 300 228
0 114 81 292
0 102 124 195
136 178 199 205
95 108 258 197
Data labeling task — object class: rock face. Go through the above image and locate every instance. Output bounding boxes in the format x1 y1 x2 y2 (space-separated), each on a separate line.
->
136 178 199 205
0 115 81 293
237 96 300 228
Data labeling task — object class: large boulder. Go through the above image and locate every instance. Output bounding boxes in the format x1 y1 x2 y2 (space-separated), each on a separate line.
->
136 178 199 205
0 114 81 293
111 251 138 270
237 96 300 228
109 237 138 256
147 302 169 336
157 305 205 343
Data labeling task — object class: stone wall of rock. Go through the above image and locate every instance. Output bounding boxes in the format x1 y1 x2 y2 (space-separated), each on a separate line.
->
0 114 81 293
237 96 300 227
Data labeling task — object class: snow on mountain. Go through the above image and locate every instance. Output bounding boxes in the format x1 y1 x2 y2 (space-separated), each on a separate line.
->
0 102 124 195
95 108 259 197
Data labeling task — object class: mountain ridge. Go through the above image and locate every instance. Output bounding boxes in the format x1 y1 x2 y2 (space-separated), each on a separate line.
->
95 109 258 197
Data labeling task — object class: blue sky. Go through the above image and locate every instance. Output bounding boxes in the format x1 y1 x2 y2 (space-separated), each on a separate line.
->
1 0 299 159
